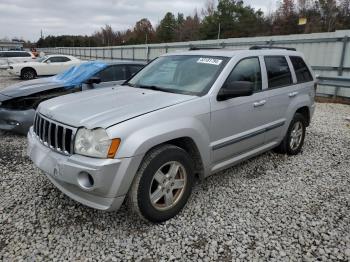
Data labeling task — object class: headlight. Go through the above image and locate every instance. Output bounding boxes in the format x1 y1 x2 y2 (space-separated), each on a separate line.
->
74 128 120 158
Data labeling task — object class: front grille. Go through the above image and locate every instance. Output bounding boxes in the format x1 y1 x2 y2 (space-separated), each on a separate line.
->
33 113 76 155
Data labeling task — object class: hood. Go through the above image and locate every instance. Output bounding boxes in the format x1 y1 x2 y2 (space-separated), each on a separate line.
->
0 77 66 98
38 86 196 129
0 61 107 98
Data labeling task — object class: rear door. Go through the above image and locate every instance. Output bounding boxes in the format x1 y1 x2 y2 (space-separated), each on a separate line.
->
262 55 295 144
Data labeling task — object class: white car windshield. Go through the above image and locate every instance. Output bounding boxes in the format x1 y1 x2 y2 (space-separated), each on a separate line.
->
127 55 229 96
37 56 48 62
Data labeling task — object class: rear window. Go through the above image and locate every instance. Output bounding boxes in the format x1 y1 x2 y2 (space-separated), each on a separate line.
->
290 56 313 83
264 56 292 88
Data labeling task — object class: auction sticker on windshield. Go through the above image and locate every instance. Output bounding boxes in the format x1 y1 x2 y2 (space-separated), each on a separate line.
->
197 57 222 65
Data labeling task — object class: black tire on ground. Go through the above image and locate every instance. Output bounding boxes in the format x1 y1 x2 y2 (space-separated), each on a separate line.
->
128 144 195 223
21 68 36 80
274 113 307 155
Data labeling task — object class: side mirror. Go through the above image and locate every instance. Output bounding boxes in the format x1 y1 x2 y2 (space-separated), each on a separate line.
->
45 60 51 64
84 76 101 85
217 81 254 101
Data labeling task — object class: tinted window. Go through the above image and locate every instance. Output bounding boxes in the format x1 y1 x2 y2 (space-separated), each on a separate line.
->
48 56 71 63
224 57 262 92
6 52 30 57
128 65 143 78
264 56 292 88
96 65 127 82
18 52 31 57
290 56 313 83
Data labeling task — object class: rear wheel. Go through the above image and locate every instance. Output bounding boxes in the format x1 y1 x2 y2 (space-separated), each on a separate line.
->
21 68 36 80
128 145 194 223
274 113 306 155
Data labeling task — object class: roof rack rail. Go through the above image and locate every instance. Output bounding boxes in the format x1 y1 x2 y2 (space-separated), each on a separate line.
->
189 45 224 51
249 45 296 51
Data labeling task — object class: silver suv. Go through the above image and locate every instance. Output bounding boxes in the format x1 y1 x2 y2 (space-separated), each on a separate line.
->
27 47 316 222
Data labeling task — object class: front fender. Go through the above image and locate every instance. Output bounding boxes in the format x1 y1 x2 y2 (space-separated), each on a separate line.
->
108 116 211 174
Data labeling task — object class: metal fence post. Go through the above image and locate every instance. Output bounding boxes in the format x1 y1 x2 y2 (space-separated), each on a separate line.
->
111 47 113 60
103 48 105 59
121 48 123 60
335 35 349 98
165 45 168 53
146 46 150 62
132 47 135 60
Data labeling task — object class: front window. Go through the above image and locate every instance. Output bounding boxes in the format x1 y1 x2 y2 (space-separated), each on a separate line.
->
126 55 229 96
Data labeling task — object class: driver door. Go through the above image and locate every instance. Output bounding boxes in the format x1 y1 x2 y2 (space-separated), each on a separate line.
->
210 57 268 164
42 56 64 75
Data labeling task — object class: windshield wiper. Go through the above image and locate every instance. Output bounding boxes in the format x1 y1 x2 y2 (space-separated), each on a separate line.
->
137 85 174 93
122 82 134 87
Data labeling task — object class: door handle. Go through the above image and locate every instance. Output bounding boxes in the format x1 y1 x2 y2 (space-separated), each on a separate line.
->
289 91 299 97
253 100 266 107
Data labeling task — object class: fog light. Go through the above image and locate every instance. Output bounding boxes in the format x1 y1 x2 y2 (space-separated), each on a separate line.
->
77 172 94 190
6 120 19 126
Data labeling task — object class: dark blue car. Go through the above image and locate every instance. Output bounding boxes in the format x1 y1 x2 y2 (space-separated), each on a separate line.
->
0 60 145 134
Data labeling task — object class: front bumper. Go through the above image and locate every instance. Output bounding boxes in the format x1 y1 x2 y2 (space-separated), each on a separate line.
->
27 128 142 211
0 108 35 134
7 69 20 76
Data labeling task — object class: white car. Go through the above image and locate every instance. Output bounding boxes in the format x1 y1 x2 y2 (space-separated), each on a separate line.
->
7 55 81 80
0 51 36 69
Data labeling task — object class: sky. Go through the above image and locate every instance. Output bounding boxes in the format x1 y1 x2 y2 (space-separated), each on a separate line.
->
0 0 276 42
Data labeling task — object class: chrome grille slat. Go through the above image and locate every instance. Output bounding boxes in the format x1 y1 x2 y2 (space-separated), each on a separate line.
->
33 113 75 156
42 119 47 144
62 127 66 152
38 117 43 140
48 122 52 146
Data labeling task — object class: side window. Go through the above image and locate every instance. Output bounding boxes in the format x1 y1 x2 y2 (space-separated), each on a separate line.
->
290 56 313 83
224 57 262 92
59 56 71 62
16 52 31 57
264 56 292 88
128 65 143 78
96 65 127 82
48 56 70 63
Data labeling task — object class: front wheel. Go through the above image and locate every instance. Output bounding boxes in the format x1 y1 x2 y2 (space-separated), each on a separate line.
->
21 68 36 80
274 113 306 155
128 145 194 223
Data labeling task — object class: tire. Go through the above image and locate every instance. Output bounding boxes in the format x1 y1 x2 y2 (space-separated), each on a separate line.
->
21 68 36 80
274 113 306 155
128 144 195 223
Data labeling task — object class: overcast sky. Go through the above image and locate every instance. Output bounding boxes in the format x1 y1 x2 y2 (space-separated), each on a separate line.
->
0 0 276 42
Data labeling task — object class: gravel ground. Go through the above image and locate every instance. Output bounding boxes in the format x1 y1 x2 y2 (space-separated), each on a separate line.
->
0 71 350 261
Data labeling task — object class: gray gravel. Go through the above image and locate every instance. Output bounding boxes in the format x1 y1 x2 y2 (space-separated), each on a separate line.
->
1 71 350 261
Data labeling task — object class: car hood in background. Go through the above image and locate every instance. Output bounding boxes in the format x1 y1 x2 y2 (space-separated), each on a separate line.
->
0 61 107 99
38 86 196 129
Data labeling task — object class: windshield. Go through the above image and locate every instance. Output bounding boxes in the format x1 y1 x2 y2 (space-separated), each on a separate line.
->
37 56 48 62
127 55 229 96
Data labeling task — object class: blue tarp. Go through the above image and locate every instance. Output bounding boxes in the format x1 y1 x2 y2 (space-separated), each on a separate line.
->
53 61 108 86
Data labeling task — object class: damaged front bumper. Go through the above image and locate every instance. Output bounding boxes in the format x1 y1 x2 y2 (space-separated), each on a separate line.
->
0 107 35 134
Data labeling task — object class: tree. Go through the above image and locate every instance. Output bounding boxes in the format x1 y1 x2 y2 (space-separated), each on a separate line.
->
156 12 177 42
132 18 155 44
